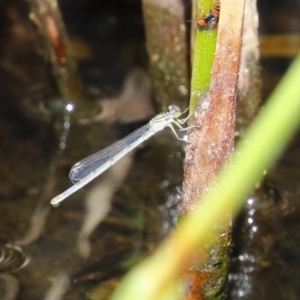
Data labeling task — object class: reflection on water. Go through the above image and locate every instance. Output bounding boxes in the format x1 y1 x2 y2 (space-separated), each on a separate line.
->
0 54 184 299
0 244 29 272
0 273 20 300
0 85 184 299
229 169 300 299
78 153 135 258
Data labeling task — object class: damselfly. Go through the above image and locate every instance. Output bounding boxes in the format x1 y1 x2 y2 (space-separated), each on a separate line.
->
50 105 189 205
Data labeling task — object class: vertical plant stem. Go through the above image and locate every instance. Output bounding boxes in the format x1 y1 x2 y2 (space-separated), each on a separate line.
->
142 0 189 110
181 0 245 298
189 0 218 113
28 0 94 116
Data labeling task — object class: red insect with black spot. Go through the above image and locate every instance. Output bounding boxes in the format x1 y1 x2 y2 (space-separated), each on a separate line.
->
197 1 220 30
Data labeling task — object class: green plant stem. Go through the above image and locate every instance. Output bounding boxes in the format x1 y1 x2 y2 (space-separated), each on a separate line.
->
190 0 218 113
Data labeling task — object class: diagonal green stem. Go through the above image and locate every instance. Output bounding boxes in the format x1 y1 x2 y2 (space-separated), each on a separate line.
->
110 54 300 300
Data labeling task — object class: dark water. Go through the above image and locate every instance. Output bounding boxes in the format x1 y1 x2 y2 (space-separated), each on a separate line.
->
228 0 300 299
0 0 300 299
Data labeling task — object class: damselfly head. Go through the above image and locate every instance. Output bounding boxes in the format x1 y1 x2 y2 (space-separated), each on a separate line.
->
168 105 181 116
